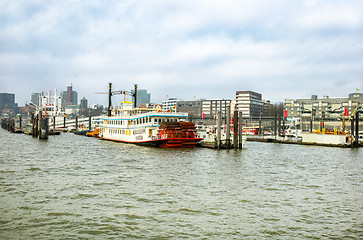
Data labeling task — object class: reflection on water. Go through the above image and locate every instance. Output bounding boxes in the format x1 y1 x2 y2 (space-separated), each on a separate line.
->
0 130 362 239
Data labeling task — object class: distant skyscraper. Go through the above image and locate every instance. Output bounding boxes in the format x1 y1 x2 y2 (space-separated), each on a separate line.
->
80 97 88 109
67 86 72 103
131 89 151 107
0 93 18 109
61 85 78 108
31 93 40 106
80 96 88 116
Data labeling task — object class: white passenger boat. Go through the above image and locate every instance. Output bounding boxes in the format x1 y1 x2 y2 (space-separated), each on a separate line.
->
99 101 202 148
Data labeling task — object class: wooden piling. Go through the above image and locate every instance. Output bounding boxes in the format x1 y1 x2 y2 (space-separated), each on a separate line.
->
76 115 78 131
226 105 231 148
274 113 277 139
351 116 354 139
216 110 221 150
39 117 49 140
32 114 36 137
35 114 39 137
283 117 285 135
63 116 66 129
354 111 359 147
233 110 238 149
53 116 56 134
89 106 92 131
258 118 262 135
238 111 243 149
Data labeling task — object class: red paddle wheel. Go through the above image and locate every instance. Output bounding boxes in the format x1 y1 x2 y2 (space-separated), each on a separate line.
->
158 122 203 148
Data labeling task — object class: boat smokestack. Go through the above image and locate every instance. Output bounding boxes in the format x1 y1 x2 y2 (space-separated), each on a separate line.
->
134 84 138 108
108 83 112 117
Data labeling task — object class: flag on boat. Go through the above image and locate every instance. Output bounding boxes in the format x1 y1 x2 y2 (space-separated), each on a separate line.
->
64 113 68 117
356 88 360 92
344 107 349 117
202 113 205 119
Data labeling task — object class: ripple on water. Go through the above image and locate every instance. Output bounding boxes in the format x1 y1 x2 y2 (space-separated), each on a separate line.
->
0 133 362 239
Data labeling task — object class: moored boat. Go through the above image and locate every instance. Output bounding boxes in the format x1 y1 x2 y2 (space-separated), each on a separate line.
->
99 101 202 148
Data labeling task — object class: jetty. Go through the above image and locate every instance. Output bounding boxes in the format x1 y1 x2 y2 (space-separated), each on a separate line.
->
246 111 362 148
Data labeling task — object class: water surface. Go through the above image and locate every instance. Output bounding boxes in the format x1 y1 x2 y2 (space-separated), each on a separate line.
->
0 130 362 239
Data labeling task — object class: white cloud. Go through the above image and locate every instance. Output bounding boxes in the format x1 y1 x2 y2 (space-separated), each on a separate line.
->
0 0 362 106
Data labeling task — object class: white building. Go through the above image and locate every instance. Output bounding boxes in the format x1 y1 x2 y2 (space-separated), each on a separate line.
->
201 99 234 119
236 91 264 117
162 98 180 112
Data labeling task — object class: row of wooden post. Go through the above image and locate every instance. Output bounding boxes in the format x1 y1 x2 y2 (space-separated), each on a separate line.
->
32 114 93 139
62 115 92 131
216 106 244 150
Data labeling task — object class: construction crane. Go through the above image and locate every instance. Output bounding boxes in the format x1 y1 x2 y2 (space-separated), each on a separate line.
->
94 83 138 117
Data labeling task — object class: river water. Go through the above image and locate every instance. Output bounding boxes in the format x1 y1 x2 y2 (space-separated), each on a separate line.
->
0 129 362 239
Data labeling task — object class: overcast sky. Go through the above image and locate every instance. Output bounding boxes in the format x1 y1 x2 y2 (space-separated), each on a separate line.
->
1 0 362 107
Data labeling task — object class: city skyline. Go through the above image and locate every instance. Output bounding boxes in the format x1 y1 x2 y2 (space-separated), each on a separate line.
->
1 1 362 106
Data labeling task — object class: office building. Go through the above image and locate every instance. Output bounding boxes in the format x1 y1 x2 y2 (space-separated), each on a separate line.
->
131 89 151 107
79 97 88 116
235 91 264 117
176 100 202 118
61 85 78 108
162 98 180 112
284 93 363 119
201 99 233 119
31 93 40 106
0 93 18 110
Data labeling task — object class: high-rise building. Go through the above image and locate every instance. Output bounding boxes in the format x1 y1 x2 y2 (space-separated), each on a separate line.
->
80 97 88 109
235 91 264 117
31 93 40 106
0 93 18 110
61 85 78 108
79 97 88 116
131 89 151 107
